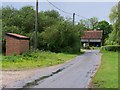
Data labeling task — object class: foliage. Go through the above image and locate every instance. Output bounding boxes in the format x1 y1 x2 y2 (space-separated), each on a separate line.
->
39 21 81 53
106 4 120 45
38 10 64 32
97 21 113 37
78 17 98 30
97 20 113 45
1 50 80 69
105 29 118 45
2 6 35 34
101 45 120 52
2 6 82 53
109 5 118 23
88 17 98 30
77 20 88 31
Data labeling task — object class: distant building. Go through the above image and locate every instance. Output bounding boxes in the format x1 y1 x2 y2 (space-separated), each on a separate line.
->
6 33 30 56
81 30 103 47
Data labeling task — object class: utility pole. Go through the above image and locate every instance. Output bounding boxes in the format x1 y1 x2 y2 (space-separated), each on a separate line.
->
34 0 38 50
73 13 75 25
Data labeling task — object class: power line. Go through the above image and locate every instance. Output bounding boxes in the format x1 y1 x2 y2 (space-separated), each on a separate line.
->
75 13 88 20
46 0 72 15
46 0 88 21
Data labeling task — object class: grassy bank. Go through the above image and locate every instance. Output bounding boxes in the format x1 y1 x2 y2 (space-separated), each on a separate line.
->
92 50 118 88
1 50 83 70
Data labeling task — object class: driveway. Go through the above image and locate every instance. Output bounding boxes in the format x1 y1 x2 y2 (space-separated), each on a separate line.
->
2 50 101 88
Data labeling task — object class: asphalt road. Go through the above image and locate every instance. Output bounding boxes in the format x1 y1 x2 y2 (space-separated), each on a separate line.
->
5 50 101 88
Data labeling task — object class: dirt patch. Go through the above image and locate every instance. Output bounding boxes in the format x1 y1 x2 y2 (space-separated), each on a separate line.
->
1 64 62 88
2 70 34 87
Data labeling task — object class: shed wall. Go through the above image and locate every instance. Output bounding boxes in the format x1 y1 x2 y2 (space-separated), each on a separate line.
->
6 36 20 56
6 35 29 56
20 40 29 54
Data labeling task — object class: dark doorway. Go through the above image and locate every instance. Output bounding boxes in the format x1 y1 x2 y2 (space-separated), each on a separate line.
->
89 42 101 47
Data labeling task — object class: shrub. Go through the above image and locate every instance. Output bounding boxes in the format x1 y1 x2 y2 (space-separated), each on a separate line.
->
39 21 81 53
101 45 120 52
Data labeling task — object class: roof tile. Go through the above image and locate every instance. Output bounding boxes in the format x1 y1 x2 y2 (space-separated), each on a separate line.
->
81 30 103 39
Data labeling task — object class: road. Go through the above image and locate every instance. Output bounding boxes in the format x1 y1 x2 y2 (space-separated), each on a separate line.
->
5 50 101 88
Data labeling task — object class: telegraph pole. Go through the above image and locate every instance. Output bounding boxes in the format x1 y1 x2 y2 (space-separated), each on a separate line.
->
34 0 38 50
73 13 75 25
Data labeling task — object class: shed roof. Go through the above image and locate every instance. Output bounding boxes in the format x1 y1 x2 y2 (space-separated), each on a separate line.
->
81 30 103 39
6 33 30 40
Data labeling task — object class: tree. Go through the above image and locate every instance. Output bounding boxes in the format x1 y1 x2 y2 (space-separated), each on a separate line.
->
2 6 19 29
106 3 119 45
78 20 89 30
39 20 81 53
118 1 120 45
105 29 118 45
109 5 118 23
2 6 35 34
78 17 98 30
88 17 98 30
38 10 64 32
18 6 35 33
97 20 113 45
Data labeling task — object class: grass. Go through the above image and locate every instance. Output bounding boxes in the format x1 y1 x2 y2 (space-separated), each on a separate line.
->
0 50 83 70
92 50 118 88
90 46 101 50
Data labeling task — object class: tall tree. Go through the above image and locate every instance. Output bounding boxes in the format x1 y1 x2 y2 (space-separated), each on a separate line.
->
38 10 63 31
19 6 35 33
97 20 113 45
89 17 98 30
78 17 98 30
106 3 119 45
109 5 118 23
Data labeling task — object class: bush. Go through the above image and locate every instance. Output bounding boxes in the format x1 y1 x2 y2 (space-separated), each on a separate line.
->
39 21 81 53
101 45 120 52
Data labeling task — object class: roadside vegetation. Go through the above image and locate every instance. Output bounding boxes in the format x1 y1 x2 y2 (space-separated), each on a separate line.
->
1 50 84 70
1 5 113 70
92 3 119 88
92 50 118 88
1 6 113 54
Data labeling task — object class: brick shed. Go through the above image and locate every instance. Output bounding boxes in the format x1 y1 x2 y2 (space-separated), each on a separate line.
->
6 33 30 56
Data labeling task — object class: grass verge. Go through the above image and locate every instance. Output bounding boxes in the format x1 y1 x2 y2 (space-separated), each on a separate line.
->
92 50 118 88
1 50 84 70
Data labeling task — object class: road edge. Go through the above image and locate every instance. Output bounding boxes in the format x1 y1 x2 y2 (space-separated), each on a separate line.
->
86 53 102 88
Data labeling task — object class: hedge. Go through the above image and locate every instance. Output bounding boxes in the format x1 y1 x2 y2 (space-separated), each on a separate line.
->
101 45 120 52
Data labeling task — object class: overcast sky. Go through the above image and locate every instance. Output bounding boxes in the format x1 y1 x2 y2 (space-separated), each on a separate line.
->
2 1 118 23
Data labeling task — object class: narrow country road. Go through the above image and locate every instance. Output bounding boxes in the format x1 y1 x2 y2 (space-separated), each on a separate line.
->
4 50 101 88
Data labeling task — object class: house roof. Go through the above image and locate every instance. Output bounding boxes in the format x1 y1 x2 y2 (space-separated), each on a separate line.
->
6 33 30 40
81 30 103 39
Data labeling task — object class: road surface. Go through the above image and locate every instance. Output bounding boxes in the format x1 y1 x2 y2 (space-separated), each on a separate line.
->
5 50 101 88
